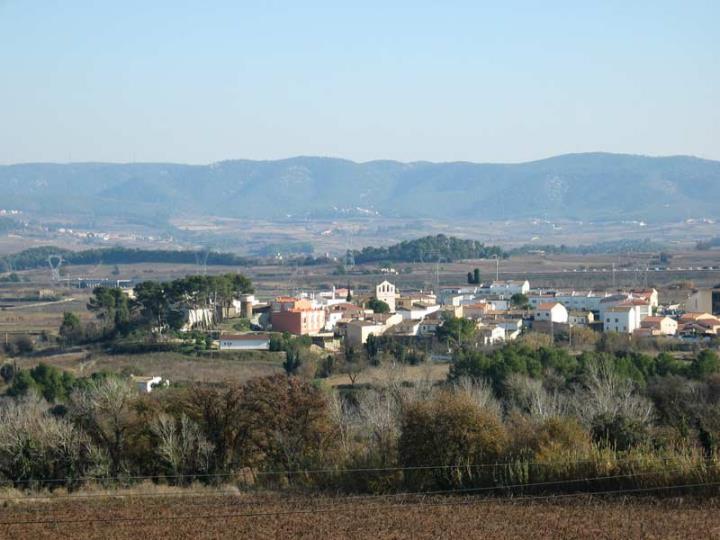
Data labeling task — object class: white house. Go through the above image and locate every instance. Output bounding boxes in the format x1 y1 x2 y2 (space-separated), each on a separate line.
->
496 318 523 340
488 280 530 295
603 306 641 334
219 333 271 350
598 294 633 321
535 302 569 324
553 291 607 312
529 291 609 313
396 304 441 321
478 324 506 345
475 280 530 299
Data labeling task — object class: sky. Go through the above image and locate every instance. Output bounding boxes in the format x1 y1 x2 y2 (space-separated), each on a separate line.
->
0 1 718 164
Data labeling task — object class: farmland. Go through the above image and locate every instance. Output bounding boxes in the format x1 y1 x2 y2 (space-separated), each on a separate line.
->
1 489 719 539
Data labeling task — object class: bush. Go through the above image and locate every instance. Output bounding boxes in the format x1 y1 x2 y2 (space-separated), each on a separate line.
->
591 413 648 451
366 298 390 314
7 364 77 403
4 335 34 356
691 350 720 379
399 391 507 489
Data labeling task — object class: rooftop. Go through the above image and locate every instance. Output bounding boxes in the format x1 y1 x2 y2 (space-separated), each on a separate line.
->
537 302 562 310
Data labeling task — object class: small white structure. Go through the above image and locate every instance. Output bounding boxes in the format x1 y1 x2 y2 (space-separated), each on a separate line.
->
490 280 530 295
386 319 422 337
219 333 271 350
132 376 163 394
396 304 441 321
478 324 506 345
535 302 569 324
497 319 523 340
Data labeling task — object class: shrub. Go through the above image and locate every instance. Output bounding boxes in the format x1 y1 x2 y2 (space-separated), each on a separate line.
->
691 350 720 379
591 413 648 451
0 396 104 488
399 391 507 489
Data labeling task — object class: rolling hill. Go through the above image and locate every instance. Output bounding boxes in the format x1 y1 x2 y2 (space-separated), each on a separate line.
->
1 153 719 222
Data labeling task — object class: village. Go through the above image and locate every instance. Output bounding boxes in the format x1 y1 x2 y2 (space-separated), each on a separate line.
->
211 276 720 353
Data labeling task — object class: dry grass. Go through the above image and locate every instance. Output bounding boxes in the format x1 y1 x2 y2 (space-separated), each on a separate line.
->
325 362 449 387
13 350 285 385
0 488 719 539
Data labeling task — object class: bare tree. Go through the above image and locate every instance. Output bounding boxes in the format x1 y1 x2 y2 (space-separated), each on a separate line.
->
354 387 403 466
570 361 653 426
454 377 502 418
69 378 137 477
504 374 568 420
326 392 353 460
0 394 103 486
151 413 213 481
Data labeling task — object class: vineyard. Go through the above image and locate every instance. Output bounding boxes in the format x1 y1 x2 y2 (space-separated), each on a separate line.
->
1 487 719 539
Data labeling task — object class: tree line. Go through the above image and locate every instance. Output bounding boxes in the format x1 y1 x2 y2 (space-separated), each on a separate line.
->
0 246 256 272
57 273 254 346
3 353 720 495
350 234 505 264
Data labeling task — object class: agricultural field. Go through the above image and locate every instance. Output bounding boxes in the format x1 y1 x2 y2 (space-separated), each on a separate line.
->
6 247 720 308
10 350 285 386
0 489 719 539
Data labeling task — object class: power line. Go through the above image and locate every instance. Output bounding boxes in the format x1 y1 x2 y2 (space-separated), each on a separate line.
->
0 454 689 486
0 469 684 504
0 466 712 505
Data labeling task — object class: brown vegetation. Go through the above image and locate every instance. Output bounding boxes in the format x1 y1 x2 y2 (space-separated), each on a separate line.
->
0 490 719 539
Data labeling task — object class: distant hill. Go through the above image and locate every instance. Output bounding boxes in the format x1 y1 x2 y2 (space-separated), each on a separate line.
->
351 234 505 264
2 153 719 222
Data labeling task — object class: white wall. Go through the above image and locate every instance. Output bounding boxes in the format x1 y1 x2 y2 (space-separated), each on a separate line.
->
219 339 270 350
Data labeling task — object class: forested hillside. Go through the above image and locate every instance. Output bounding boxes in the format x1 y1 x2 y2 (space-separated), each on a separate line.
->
2 153 720 221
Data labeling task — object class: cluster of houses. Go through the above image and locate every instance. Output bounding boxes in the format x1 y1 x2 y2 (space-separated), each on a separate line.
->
216 279 720 351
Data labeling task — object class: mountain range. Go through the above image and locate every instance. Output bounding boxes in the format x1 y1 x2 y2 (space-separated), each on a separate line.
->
1 153 719 222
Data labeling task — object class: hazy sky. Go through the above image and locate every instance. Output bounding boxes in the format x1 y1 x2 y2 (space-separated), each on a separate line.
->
1 1 718 164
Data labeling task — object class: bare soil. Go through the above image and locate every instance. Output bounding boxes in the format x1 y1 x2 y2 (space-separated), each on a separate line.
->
0 490 718 539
